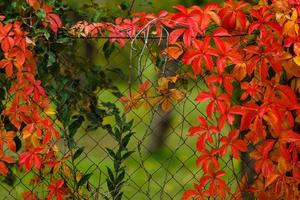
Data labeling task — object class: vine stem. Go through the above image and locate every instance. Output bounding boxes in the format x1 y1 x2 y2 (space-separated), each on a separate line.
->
231 156 243 196
127 0 136 17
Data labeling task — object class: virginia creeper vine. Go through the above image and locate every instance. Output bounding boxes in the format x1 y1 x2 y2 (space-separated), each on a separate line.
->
2 0 300 199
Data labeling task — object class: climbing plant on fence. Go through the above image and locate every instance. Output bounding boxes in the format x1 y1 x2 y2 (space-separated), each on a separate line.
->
1 0 300 199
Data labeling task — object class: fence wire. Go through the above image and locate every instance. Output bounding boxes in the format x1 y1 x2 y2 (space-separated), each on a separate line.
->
0 36 251 200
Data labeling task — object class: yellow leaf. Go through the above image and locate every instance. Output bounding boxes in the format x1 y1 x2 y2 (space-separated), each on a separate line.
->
170 89 185 101
25 37 36 46
76 172 82 182
158 77 169 91
291 9 298 20
103 115 115 125
293 56 300 66
284 59 300 78
276 13 285 25
63 164 71 177
278 156 289 174
283 9 299 37
283 21 294 35
166 75 178 83
291 78 300 94
52 145 59 152
23 130 31 140
295 114 300 123
258 0 268 6
143 96 161 109
208 11 220 25
44 106 57 116
31 132 41 147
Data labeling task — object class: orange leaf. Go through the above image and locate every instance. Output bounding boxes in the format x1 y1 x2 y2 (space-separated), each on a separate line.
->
26 0 41 10
277 156 289 174
284 56 300 77
158 77 169 91
232 63 247 81
170 89 185 101
294 42 300 56
265 173 279 188
0 162 8 176
162 43 183 60
161 99 172 112
280 130 300 143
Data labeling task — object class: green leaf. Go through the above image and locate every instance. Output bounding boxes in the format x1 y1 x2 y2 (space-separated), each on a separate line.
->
114 160 120 172
120 2 129 10
124 120 133 132
103 40 115 59
47 52 56 67
86 124 99 132
156 56 165 68
44 31 50 40
61 92 70 105
3 169 16 186
56 37 70 44
68 115 84 138
106 148 116 158
121 151 134 160
106 167 115 182
122 133 133 148
60 104 71 126
115 192 123 200
77 173 93 187
73 147 85 160
106 68 125 80
116 171 125 184
36 9 46 19
106 179 114 192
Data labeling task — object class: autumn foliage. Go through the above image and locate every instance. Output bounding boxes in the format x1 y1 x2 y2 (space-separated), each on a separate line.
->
2 0 300 199
0 1 68 199
70 0 300 199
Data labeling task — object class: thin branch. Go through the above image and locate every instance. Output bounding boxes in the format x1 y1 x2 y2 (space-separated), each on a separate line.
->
127 0 136 17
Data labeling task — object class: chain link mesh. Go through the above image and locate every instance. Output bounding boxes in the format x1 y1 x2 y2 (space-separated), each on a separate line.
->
0 36 246 200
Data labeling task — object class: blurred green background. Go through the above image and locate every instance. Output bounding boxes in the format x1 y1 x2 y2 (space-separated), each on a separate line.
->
60 1 235 200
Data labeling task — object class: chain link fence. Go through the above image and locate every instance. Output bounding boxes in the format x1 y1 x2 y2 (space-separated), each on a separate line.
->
0 35 249 200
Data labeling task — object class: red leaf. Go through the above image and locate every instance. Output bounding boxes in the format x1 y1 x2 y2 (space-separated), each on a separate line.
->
0 162 8 176
22 192 38 200
280 130 300 143
42 4 62 33
0 59 13 77
26 0 41 10
169 29 185 44
48 13 62 33
0 153 14 176
220 130 247 159
47 179 69 200
250 140 275 177
19 148 43 171
1 37 14 52
182 190 197 200
196 149 219 172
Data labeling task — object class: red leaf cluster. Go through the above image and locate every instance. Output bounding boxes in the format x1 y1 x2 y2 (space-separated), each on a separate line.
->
0 2 68 199
72 0 300 199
